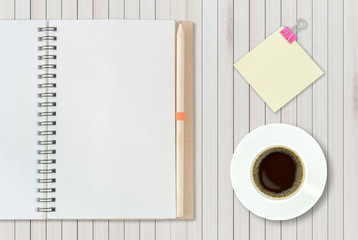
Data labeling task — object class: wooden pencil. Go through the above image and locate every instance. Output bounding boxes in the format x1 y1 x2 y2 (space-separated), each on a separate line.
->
176 22 185 217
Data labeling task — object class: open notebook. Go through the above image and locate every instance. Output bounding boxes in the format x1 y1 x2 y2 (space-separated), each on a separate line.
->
0 20 193 220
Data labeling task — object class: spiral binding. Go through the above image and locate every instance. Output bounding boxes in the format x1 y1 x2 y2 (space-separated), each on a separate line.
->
37 25 57 213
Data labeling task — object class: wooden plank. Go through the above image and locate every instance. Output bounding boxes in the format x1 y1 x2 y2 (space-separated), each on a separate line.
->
109 0 124 18
171 0 187 239
78 221 93 240
0 0 14 18
31 221 46 240
155 0 170 20
15 221 30 240
94 0 108 19
233 0 250 239
156 222 170 240
109 221 125 240
15 0 30 19
31 0 46 19
125 221 140 240
217 0 233 239
296 0 313 239
312 0 328 239
94 220 109 240
281 0 297 239
202 0 218 238
171 0 185 21
139 1 156 240
47 0 61 19
249 0 265 238
62 0 77 19
78 0 93 19
47 221 61 240
343 0 358 239
61 221 77 240
125 0 139 19
186 0 203 238
327 0 344 240
154 0 171 239
0 221 14 240
140 221 155 240
265 0 281 239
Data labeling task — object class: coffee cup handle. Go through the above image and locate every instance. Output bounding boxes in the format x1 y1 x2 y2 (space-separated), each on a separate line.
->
303 183 322 198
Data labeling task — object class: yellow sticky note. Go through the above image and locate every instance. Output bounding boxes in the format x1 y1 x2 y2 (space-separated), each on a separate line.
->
234 27 324 112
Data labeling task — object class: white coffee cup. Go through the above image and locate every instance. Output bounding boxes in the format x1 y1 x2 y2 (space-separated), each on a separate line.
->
249 145 322 201
231 124 327 220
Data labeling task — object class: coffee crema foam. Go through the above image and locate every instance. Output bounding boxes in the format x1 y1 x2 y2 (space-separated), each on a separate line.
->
252 146 304 198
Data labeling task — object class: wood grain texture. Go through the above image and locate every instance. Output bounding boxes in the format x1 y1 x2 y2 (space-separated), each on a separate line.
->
217 0 233 239
313 0 328 239
62 221 77 240
94 220 109 240
344 0 358 239
202 0 218 239
249 0 266 239
0 0 355 239
186 0 202 237
233 0 250 239
296 0 313 239
328 0 344 240
78 221 93 240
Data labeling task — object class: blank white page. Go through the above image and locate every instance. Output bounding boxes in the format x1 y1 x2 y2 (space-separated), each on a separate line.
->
50 20 176 219
0 20 45 219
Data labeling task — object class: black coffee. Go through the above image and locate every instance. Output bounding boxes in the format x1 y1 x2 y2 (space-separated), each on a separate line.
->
252 146 304 198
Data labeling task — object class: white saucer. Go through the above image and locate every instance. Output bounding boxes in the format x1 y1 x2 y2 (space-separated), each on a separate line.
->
230 123 327 220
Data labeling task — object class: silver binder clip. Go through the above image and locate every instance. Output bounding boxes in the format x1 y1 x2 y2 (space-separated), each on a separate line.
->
280 19 307 44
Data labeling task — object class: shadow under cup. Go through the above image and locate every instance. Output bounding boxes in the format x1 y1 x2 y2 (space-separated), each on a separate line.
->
252 146 304 199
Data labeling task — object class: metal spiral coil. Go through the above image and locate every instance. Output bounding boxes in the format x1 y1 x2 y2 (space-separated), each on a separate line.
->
38 36 57 41
38 64 57 70
38 27 57 32
37 197 56 203
38 55 57 60
38 92 57 98
38 178 56 183
38 83 56 89
38 159 56 164
37 25 57 213
37 207 56 212
38 45 57 51
38 121 56 126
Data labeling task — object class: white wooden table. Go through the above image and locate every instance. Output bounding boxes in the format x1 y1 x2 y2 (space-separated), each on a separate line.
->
0 0 357 239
